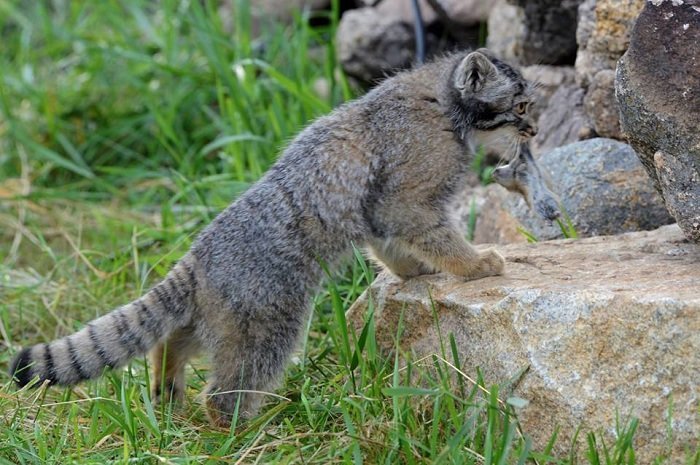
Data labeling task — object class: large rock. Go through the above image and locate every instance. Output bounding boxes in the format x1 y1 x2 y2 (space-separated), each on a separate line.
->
348 225 699 462
453 139 672 245
575 0 644 139
615 1 700 243
511 138 673 240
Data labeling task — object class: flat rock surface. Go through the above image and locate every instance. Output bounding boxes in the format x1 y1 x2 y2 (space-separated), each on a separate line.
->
348 225 699 462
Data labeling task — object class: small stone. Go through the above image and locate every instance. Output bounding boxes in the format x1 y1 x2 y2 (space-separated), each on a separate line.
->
450 184 528 245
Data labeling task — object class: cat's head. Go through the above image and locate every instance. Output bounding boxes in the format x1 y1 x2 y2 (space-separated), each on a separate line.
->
448 49 536 148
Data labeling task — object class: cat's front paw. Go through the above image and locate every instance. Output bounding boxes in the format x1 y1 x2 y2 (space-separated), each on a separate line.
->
481 249 506 275
476 248 505 277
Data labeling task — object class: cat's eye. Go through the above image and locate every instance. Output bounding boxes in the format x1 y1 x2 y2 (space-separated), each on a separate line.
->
515 102 528 115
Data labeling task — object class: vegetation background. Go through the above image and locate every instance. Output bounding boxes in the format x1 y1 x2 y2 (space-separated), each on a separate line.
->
0 1 677 463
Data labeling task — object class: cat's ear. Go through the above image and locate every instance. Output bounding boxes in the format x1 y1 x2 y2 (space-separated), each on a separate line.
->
454 51 497 93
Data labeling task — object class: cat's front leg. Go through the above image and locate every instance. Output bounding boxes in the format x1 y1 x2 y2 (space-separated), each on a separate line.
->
366 238 437 280
397 226 505 280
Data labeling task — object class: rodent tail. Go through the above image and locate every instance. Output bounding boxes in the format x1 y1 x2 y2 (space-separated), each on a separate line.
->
9 256 198 388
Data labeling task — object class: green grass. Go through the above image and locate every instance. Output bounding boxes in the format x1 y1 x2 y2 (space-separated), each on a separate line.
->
516 209 578 243
0 1 696 464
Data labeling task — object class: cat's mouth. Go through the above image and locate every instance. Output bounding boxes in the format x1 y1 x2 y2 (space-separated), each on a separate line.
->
518 127 537 138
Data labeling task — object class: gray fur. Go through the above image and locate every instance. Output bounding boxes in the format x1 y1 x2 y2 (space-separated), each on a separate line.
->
10 49 538 426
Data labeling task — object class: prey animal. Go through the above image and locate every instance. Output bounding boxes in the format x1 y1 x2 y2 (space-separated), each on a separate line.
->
493 141 560 222
10 49 553 426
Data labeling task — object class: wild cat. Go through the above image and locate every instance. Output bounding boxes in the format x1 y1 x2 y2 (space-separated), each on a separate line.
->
10 48 545 427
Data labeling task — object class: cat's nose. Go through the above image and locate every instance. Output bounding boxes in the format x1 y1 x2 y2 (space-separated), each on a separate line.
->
519 125 537 137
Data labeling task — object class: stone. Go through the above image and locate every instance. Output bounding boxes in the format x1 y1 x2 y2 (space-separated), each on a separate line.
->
531 85 594 155
517 67 598 155
254 0 330 18
486 0 526 64
448 184 527 245
337 7 418 83
469 185 528 245
520 65 576 122
348 224 699 463
425 0 494 26
336 0 479 83
574 0 644 139
583 69 621 139
615 0 700 243
512 138 674 240
375 0 438 25
232 0 330 28
518 66 594 155
509 0 583 65
487 0 582 65
575 0 644 87
575 0 596 57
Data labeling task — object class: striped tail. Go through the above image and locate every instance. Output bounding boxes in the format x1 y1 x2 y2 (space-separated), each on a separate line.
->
9 257 198 388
